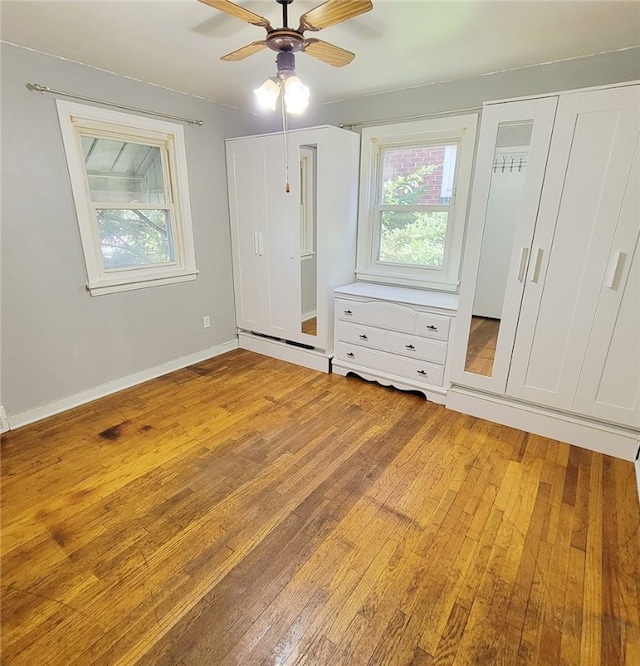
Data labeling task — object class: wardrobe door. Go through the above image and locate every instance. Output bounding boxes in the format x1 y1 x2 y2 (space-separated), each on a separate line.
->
226 139 264 333
451 97 557 394
258 136 301 341
507 85 640 411
572 134 640 428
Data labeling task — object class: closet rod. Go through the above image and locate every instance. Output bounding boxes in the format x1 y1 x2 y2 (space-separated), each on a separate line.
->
26 83 205 126
339 104 482 129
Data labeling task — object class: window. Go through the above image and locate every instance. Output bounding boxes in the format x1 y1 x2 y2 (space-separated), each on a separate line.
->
57 100 198 295
356 114 478 291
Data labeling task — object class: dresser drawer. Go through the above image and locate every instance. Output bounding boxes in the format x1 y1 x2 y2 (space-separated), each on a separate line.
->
336 320 387 348
385 330 447 364
335 298 417 332
335 342 445 387
415 312 450 340
335 298 363 322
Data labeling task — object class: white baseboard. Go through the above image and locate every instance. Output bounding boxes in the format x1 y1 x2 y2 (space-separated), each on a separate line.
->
447 386 640 462
636 457 640 507
7 339 238 430
238 331 331 373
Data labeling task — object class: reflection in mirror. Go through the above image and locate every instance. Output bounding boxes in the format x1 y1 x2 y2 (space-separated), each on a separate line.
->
464 121 533 376
300 145 318 336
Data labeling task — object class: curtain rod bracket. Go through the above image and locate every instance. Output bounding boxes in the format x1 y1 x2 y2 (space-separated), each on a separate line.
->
26 82 204 126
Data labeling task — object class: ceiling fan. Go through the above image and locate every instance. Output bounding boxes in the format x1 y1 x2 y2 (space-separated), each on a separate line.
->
198 0 373 68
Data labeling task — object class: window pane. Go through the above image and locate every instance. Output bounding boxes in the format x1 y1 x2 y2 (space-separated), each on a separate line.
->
381 145 457 205
96 209 174 269
379 210 448 267
82 137 166 204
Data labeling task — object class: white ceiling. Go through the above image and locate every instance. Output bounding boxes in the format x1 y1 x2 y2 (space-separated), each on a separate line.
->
2 0 639 111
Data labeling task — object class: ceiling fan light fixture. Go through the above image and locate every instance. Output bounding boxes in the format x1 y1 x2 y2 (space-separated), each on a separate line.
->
283 75 310 114
253 77 281 110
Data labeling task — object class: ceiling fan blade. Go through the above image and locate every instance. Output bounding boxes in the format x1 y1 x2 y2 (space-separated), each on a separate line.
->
221 41 268 62
298 0 373 32
303 38 355 67
197 0 272 30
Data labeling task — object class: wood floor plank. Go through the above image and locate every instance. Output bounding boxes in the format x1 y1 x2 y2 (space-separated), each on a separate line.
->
1 349 639 665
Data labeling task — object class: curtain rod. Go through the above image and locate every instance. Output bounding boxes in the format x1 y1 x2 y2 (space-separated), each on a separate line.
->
26 83 205 126
339 104 482 130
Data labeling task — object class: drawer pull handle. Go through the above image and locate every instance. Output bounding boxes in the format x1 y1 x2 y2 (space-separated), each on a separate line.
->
405 344 415 350
344 310 353 315
346 352 355 358
417 370 428 376
359 334 368 340
425 325 438 331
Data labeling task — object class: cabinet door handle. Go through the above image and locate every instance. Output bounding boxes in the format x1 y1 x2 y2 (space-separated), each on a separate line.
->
517 247 530 282
253 232 259 256
257 232 264 256
425 325 438 332
406 344 416 350
530 247 544 283
346 352 355 358
343 310 353 316
606 250 626 290
359 334 368 340
417 370 428 376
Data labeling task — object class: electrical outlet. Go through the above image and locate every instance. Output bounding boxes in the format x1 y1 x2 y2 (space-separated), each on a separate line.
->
203 315 211 329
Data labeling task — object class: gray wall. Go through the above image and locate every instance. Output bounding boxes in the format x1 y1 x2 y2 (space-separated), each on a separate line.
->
2 43 639 425
1 43 254 423
252 47 640 133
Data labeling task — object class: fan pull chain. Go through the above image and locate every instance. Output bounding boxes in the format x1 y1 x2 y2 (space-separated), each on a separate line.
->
281 93 290 193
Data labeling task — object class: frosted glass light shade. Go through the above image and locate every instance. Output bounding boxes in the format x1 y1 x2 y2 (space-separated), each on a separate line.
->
253 78 280 110
284 76 310 114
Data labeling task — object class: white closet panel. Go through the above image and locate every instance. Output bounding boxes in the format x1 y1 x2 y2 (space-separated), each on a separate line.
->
449 96 558 396
226 125 360 370
507 85 640 410
572 136 640 428
260 141 300 339
227 145 263 332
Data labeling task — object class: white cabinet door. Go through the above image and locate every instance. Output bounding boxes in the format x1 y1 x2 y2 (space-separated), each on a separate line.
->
226 140 264 333
450 96 557 394
259 138 301 340
507 85 640 410
227 135 304 341
572 133 640 428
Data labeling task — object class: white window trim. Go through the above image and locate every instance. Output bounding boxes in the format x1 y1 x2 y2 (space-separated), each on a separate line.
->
57 100 198 296
355 114 478 292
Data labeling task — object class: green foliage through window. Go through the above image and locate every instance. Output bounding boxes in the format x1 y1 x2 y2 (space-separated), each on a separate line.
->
381 165 437 205
379 167 448 267
96 209 173 269
379 211 447 267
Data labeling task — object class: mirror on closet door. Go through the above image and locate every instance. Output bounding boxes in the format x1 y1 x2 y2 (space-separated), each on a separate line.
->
463 121 533 376
299 145 318 337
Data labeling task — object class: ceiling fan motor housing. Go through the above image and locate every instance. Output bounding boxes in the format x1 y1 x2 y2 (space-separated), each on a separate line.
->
266 29 304 53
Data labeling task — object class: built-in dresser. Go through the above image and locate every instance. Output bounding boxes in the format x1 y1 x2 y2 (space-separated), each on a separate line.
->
332 283 458 404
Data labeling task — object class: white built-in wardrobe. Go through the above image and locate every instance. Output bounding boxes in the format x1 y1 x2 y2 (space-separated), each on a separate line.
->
225 125 360 371
449 82 639 460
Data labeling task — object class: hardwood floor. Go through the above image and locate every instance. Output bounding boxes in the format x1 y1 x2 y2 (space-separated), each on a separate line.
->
464 316 500 376
2 349 639 665
301 317 317 336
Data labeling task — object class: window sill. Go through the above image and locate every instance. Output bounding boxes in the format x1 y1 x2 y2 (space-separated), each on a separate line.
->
87 269 199 296
355 268 460 293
